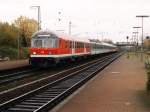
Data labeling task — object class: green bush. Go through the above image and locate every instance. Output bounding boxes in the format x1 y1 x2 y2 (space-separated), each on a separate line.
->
147 81 150 91
0 46 18 59
146 67 150 91
0 46 29 59
21 47 29 59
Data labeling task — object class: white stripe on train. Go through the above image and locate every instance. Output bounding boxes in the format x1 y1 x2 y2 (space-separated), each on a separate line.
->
30 52 90 58
30 50 115 58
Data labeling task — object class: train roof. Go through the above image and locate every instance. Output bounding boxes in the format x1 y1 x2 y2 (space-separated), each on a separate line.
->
32 30 116 47
32 30 57 38
32 30 90 43
101 42 116 47
90 41 116 47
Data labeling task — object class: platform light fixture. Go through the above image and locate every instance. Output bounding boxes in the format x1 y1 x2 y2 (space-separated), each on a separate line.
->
136 15 149 50
133 27 141 46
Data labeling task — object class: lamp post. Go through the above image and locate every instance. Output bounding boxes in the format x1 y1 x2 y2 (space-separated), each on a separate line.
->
69 21 71 35
132 31 138 45
136 15 149 50
126 36 129 51
133 27 141 47
126 36 129 43
132 33 136 43
133 32 139 51
31 6 41 30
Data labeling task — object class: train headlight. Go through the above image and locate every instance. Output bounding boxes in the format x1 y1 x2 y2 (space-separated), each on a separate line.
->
33 52 36 55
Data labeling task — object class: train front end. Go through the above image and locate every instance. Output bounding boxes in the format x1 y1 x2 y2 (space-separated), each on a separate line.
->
29 31 59 67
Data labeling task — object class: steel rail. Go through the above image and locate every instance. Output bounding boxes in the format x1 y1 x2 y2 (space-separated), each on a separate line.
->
0 68 40 85
0 53 122 112
0 53 116 104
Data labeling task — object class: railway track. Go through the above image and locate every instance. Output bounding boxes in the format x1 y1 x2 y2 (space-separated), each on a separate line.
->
0 66 31 76
0 53 112 87
0 67 41 85
0 53 114 103
0 52 122 112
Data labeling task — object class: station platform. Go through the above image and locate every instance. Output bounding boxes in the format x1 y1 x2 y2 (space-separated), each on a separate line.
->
0 59 29 70
53 53 150 112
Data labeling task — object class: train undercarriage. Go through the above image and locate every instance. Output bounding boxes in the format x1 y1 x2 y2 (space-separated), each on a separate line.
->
29 51 117 67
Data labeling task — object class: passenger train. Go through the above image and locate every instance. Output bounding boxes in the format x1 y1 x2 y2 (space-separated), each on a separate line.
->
29 30 117 66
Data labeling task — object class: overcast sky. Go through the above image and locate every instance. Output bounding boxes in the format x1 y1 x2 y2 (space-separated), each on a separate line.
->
0 0 150 42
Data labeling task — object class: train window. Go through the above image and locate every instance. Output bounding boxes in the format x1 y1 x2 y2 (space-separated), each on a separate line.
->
59 40 62 48
77 42 78 48
32 39 43 48
80 42 81 48
67 41 70 48
79 43 80 48
65 41 67 48
70 41 72 48
43 38 57 48
61 40 64 48
75 42 77 48
32 33 60 48
81 43 83 48
67 41 69 48
86 43 89 48
65 41 68 48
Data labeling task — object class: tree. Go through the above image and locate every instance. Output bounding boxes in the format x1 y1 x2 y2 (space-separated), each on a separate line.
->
0 22 18 48
14 16 38 47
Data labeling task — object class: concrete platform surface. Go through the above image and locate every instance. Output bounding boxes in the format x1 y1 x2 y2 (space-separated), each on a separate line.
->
0 59 29 70
54 54 150 112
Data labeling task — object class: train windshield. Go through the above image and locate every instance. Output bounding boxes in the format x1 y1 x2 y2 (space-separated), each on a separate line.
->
32 39 43 48
31 35 58 48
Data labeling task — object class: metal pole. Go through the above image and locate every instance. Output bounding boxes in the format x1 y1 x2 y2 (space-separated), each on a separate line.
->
38 6 41 30
69 21 71 35
31 6 41 30
137 28 138 46
141 17 143 49
133 27 141 51
136 15 149 50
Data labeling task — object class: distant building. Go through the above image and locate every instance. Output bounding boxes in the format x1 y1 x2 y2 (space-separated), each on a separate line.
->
115 42 136 50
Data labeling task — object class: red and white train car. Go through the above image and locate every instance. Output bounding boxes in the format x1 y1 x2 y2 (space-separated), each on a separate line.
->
29 30 117 66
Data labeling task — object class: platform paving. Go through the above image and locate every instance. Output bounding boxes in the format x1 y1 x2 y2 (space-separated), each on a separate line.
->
54 54 150 112
0 59 28 70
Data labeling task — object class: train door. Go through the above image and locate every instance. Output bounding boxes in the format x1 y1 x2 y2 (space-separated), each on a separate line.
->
72 41 75 54
84 43 86 53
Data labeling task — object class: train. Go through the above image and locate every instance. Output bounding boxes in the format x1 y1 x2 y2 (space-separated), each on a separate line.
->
29 30 118 67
